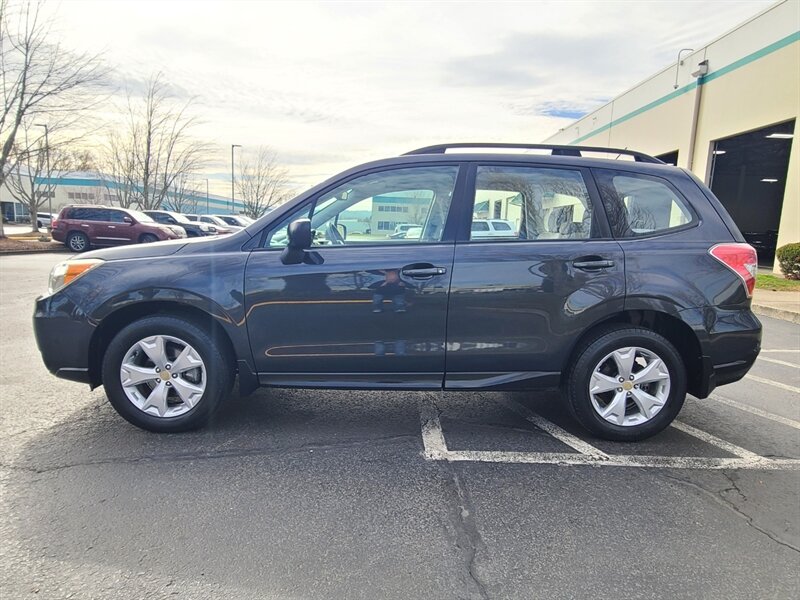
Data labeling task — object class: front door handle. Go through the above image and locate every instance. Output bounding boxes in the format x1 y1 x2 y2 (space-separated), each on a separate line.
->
572 259 615 270
402 265 447 279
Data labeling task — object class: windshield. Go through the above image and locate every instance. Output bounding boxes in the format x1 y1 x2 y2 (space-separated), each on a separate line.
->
169 212 192 224
128 210 154 223
205 216 227 226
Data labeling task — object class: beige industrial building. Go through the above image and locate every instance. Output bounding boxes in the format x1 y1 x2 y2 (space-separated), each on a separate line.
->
545 0 798 271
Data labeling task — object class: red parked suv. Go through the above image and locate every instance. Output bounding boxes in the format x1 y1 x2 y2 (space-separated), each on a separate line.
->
52 205 185 252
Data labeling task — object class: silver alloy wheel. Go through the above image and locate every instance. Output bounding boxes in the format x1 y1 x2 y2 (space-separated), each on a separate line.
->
588 346 671 427
120 335 206 418
70 234 87 251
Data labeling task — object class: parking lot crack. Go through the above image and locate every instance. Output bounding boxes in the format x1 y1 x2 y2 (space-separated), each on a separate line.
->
721 471 747 502
439 464 490 598
2 434 420 474
662 472 799 554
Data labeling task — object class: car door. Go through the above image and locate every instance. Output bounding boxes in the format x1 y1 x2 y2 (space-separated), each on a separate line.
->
96 209 135 245
244 163 464 388
444 162 625 389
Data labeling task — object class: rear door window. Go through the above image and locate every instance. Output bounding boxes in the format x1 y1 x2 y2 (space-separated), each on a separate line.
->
69 207 104 221
593 169 695 238
470 166 595 241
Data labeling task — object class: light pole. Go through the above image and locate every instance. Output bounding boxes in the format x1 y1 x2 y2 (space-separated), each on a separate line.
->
34 123 52 228
231 144 241 213
205 178 210 214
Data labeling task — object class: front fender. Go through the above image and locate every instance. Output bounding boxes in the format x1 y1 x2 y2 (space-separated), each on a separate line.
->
62 252 254 374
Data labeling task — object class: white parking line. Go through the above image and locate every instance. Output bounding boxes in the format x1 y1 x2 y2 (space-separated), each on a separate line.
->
709 394 800 430
744 374 800 394
671 420 763 461
758 356 800 369
761 349 800 353
442 450 800 471
419 398 800 470
498 398 609 460
419 400 448 461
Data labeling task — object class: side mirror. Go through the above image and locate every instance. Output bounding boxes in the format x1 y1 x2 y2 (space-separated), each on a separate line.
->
287 218 312 249
281 218 324 265
123 216 133 224
335 223 347 240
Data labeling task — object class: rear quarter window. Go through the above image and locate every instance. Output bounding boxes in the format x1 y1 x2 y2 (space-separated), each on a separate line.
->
68 208 104 221
593 169 695 238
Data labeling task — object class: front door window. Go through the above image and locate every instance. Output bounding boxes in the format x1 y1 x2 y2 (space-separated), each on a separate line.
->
265 165 459 247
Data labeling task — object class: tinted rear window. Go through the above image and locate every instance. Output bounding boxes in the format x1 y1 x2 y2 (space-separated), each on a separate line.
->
68 208 105 221
594 169 695 238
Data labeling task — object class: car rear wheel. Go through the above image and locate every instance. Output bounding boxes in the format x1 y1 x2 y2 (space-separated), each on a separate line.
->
139 233 158 244
101 316 233 432
66 232 89 252
564 325 686 441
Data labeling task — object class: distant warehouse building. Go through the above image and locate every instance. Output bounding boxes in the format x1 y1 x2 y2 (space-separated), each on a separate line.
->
544 0 798 271
0 171 242 222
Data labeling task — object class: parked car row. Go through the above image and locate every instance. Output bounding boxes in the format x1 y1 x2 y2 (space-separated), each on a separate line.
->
50 205 255 252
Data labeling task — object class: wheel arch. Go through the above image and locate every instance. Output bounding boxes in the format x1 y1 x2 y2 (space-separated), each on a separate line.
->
563 309 705 397
87 301 238 389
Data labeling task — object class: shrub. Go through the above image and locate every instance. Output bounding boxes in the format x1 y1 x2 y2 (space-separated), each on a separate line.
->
776 243 800 280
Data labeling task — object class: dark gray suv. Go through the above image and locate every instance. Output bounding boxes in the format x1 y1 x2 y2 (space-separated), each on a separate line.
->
34 143 761 441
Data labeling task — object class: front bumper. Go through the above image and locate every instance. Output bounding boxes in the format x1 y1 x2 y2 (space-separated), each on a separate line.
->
33 292 95 384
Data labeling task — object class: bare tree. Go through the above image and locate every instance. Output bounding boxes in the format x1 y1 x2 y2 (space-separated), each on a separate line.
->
6 125 71 231
0 0 106 237
235 146 289 218
162 173 200 213
102 73 209 211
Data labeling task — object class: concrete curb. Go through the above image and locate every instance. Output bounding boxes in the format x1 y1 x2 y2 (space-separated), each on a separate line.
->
0 247 69 257
752 303 800 324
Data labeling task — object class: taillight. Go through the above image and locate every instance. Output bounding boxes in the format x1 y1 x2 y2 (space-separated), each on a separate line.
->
51 216 58 228
709 243 757 297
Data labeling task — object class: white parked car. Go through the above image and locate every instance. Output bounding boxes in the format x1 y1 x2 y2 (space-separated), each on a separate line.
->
470 219 517 238
389 223 420 238
36 212 54 229
213 214 253 228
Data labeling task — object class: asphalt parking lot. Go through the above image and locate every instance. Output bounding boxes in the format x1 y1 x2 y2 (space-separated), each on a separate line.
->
1 253 798 599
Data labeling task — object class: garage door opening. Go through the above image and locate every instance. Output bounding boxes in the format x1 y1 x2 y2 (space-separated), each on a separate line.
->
709 120 795 266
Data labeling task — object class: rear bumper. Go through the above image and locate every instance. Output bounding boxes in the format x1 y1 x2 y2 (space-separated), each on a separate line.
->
686 307 761 398
33 292 94 385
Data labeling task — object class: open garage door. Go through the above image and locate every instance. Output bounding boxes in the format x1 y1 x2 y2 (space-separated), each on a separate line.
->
709 120 795 266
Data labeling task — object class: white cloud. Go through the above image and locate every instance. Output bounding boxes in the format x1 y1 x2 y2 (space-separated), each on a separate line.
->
42 0 772 195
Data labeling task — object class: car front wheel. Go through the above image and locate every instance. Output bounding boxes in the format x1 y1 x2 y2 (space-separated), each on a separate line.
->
564 326 687 442
66 232 90 252
101 316 232 432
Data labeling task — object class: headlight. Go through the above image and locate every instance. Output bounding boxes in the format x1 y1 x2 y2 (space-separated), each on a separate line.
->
48 259 103 295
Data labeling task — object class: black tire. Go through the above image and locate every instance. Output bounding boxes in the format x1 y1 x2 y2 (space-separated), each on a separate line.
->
101 315 233 432
66 231 90 252
564 325 687 442
37 220 42 229
139 233 158 244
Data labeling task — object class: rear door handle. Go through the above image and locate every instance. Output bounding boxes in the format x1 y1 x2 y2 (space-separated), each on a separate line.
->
402 266 447 279
80 224 89 228
572 259 615 270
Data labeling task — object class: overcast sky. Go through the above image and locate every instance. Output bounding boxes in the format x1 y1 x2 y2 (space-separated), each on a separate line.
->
43 0 773 195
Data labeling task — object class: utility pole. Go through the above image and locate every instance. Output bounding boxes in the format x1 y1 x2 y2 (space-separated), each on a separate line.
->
206 178 210 214
35 124 52 227
231 144 241 213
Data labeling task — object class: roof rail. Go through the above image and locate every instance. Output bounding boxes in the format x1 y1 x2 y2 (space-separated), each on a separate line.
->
403 143 664 164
